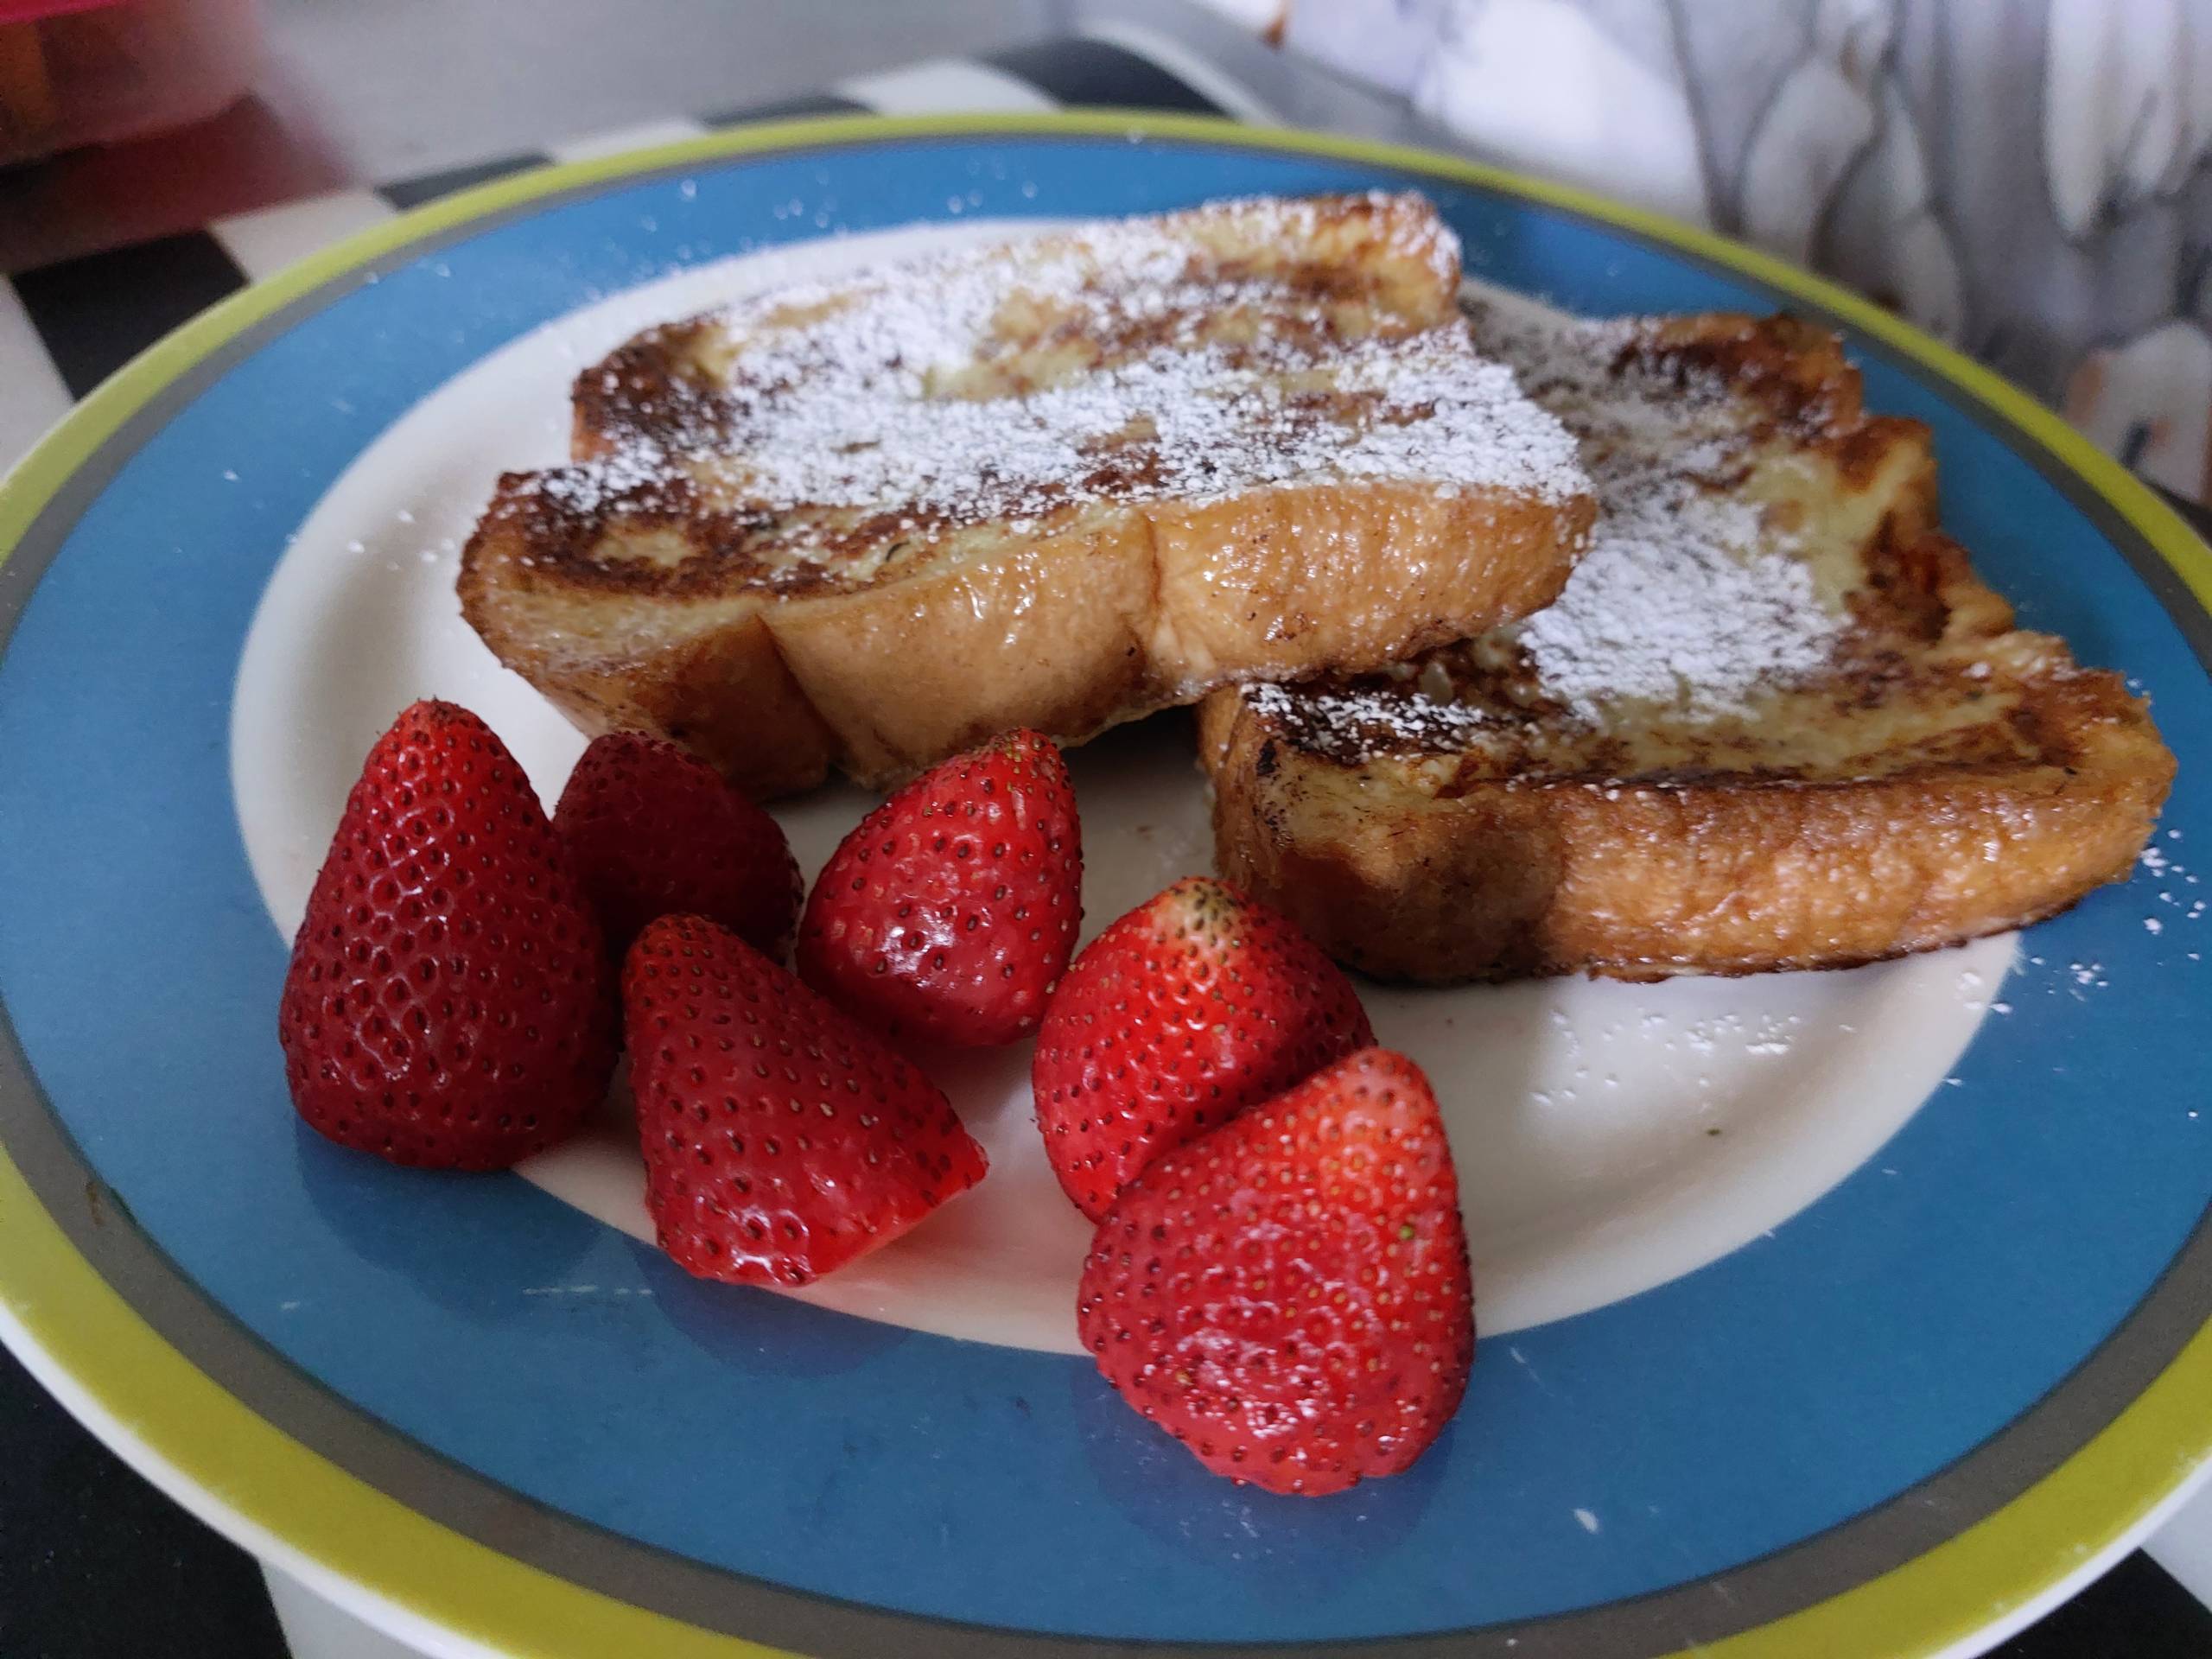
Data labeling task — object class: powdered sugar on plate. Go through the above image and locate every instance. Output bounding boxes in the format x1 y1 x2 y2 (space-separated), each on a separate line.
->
545 194 1585 549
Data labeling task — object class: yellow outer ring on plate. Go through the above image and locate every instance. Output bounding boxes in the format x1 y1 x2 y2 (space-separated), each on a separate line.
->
1 111 2209 1659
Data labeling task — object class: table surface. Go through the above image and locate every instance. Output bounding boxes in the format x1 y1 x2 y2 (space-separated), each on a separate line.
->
2 3 2210 1655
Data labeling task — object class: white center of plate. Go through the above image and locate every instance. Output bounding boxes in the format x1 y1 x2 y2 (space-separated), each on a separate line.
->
232 219 2007 1354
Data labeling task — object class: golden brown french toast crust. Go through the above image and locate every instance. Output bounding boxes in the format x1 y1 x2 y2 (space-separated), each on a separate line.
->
1203 300 2176 982
459 194 1596 796
1207 648 2173 982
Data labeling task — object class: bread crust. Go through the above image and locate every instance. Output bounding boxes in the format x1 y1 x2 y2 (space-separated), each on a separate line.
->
1199 302 2177 982
458 193 1593 797
1202 667 2174 982
461 476 1587 794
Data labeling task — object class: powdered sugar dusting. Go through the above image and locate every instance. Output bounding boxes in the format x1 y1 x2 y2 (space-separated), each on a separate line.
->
1245 290 1850 760
1245 674 1491 756
534 194 1584 551
1479 302 1840 721
531 443 678 517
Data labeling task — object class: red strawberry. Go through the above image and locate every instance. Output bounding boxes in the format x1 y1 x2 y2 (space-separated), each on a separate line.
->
797 729 1080 1047
278 700 615 1169
1033 877 1373 1221
1077 1047 1473 1496
554 731 801 957
625 912 988 1285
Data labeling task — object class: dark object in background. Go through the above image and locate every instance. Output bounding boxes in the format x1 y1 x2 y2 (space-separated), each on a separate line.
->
0 1344 287 1657
0 0 259 166
5 1327 2209 1657
1993 1552 2212 1659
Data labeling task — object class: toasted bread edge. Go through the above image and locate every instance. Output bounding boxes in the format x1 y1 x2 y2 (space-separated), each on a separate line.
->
461 477 1592 798
1200 667 2175 983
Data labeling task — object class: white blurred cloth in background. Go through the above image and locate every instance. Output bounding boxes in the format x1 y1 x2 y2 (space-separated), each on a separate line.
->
1198 0 2212 502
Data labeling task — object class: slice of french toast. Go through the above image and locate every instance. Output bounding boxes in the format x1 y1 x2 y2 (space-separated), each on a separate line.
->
459 194 1593 798
1200 295 2176 982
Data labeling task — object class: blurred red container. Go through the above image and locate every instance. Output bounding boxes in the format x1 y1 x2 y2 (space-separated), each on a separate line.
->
0 0 259 165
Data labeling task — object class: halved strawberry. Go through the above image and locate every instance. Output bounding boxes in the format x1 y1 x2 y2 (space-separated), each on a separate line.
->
625 912 988 1285
797 729 1080 1047
1033 877 1372 1220
554 731 801 957
278 700 615 1169
1077 1047 1473 1496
